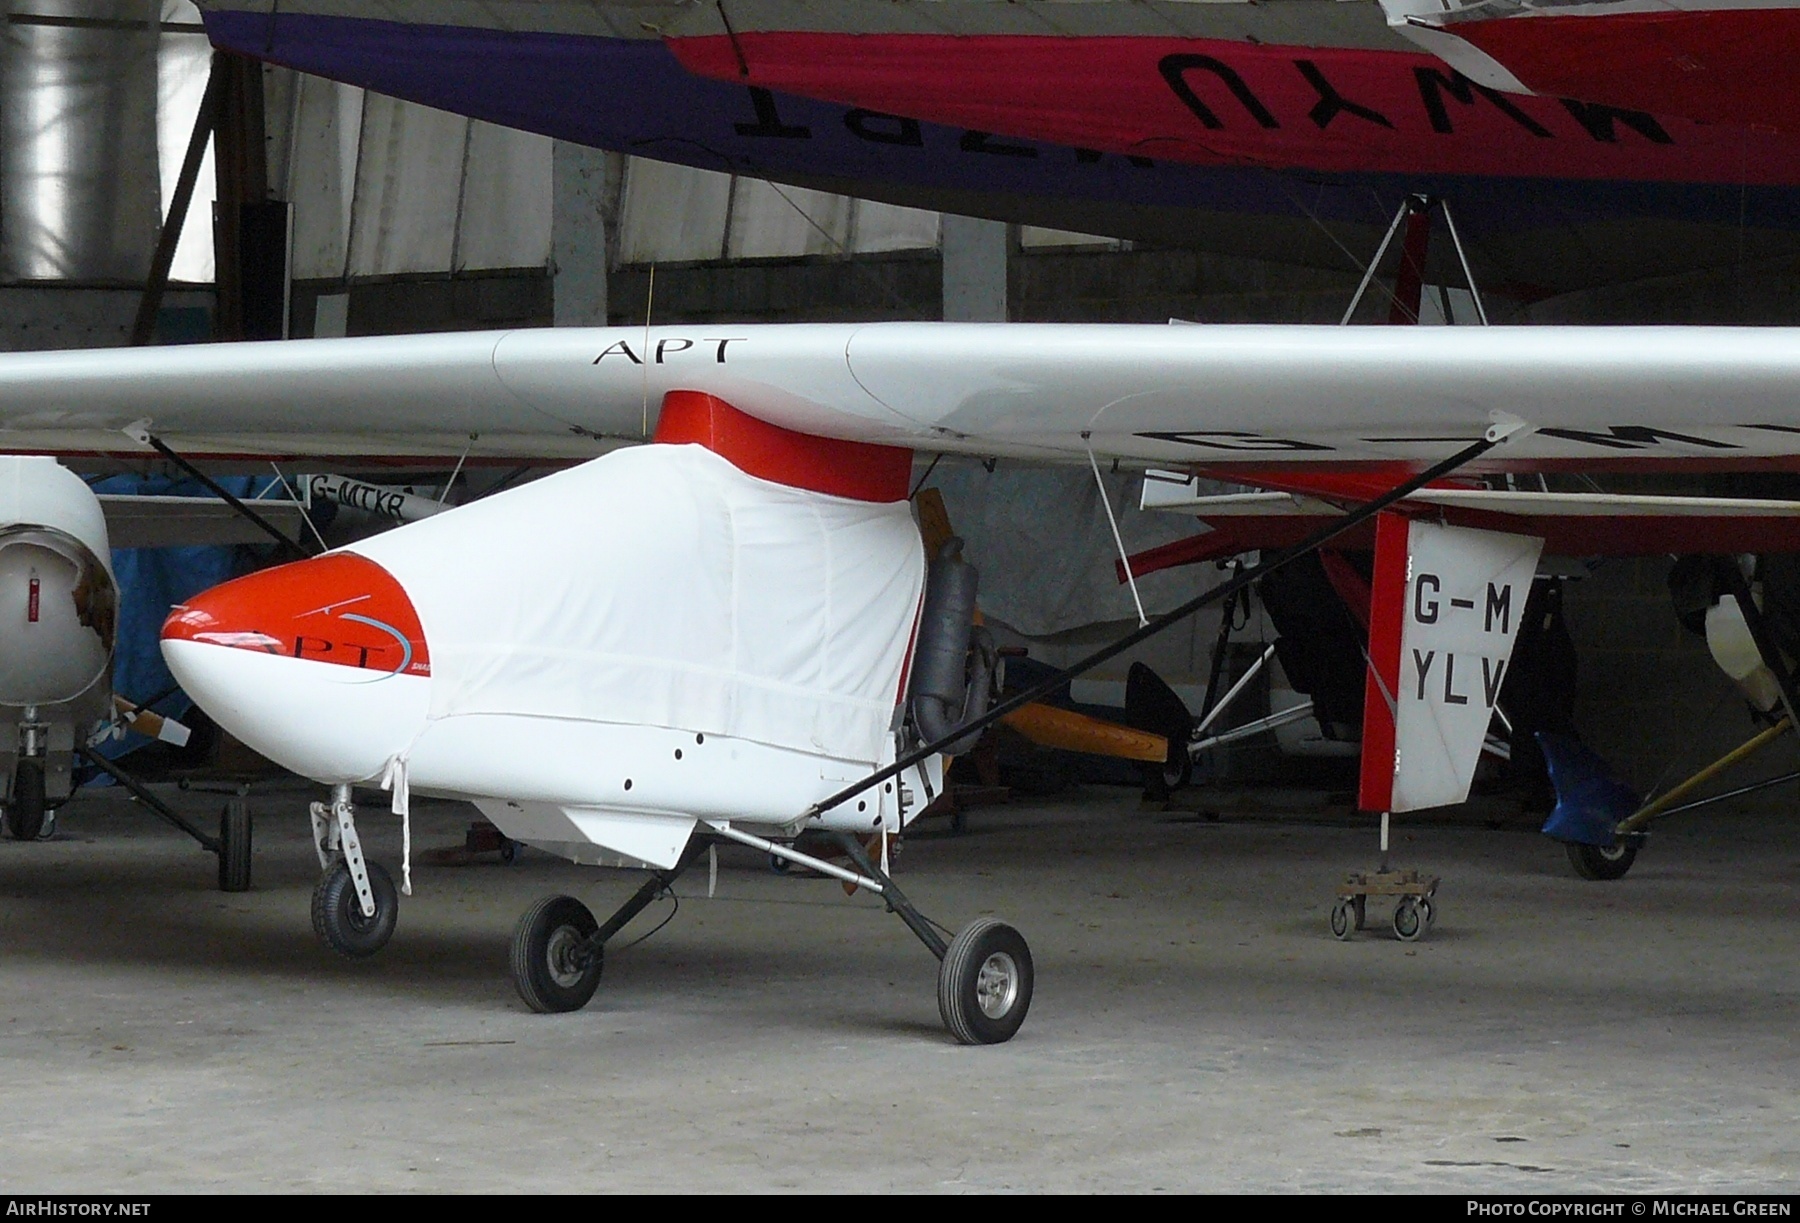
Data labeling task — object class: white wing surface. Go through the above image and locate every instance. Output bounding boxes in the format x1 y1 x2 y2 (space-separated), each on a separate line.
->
6 323 1800 469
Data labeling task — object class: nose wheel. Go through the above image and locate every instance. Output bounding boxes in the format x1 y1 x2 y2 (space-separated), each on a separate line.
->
308 788 399 958
312 860 399 958
3 759 46 841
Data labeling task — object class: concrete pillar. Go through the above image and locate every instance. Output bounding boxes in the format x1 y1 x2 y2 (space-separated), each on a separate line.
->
552 142 619 327
942 214 1009 322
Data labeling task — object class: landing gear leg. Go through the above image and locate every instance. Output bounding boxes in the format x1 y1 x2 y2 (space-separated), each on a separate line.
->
832 832 1034 1046
309 785 397 958
510 842 706 1014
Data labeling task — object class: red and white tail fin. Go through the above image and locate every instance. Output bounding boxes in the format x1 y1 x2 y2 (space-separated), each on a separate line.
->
1359 513 1543 813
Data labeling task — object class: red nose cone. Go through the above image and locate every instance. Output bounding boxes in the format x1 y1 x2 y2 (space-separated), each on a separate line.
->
163 552 430 678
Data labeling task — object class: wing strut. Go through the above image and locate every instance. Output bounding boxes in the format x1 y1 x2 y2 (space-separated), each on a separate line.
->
802 420 1529 822
1340 194 1488 326
123 423 310 561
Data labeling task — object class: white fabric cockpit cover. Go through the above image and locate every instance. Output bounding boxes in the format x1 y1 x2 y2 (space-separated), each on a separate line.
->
349 444 924 765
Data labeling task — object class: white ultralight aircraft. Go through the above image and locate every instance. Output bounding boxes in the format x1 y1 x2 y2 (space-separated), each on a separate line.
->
7 321 1800 1044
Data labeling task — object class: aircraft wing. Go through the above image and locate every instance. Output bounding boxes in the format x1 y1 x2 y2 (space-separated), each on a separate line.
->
12 323 1800 478
1129 478 1800 575
1375 0 1800 132
659 0 1800 184
190 2 1800 296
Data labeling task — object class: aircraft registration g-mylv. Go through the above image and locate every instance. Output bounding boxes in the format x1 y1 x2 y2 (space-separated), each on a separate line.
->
10 320 1800 1044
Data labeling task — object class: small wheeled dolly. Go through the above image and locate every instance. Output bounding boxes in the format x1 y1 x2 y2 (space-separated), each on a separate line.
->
1331 867 1438 942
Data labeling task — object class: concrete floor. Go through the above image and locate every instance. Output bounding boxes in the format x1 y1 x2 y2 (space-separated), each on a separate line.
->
0 783 1794 1193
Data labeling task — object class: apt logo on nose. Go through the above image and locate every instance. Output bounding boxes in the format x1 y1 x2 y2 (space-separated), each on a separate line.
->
163 553 430 678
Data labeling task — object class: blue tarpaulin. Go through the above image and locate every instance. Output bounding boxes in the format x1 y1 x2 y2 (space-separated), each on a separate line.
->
89 473 281 759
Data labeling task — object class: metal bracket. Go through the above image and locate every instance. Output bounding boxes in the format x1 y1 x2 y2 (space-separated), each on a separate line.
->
307 800 334 870
336 800 375 918
312 785 374 917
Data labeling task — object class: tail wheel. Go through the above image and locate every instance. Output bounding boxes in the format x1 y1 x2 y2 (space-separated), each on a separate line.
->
3 760 45 842
511 895 603 1014
1567 840 1637 881
937 918 1033 1045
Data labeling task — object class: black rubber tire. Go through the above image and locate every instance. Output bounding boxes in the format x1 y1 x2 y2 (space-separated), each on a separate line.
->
1567 840 1638 881
217 802 252 893
4 760 45 842
1330 900 1355 941
311 861 398 958
937 918 1033 1045
1393 897 1424 942
510 895 603 1014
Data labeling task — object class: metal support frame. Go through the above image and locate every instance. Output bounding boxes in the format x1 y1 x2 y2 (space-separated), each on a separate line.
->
76 746 219 854
802 429 1520 825
1340 194 1489 327
1196 583 1243 730
834 831 949 961
133 54 225 346
1615 716 1790 838
1192 642 1277 739
708 823 884 895
1188 701 1316 759
704 824 950 960
130 427 309 561
309 783 374 917
1653 767 1800 822
573 838 712 962
1595 565 1800 840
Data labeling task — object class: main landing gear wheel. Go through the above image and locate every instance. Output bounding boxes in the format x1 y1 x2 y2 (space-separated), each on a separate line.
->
1567 841 1637 881
217 802 251 893
311 861 398 958
937 918 1034 1045
510 895 603 1014
4 760 45 842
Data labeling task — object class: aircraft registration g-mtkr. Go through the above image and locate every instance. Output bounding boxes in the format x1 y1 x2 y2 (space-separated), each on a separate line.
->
189 1 1800 294
10 320 1800 1042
